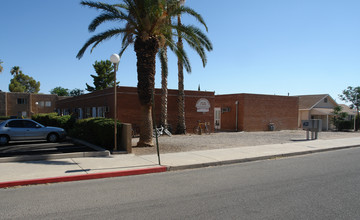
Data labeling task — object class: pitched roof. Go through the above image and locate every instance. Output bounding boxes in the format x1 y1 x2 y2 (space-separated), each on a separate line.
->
296 94 329 110
339 104 358 115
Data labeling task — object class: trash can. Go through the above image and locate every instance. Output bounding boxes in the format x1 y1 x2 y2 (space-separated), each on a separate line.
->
268 123 275 131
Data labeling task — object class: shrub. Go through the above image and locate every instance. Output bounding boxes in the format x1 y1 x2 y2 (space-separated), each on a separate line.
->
32 113 75 131
337 120 354 131
32 113 123 150
69 118 122 150
0 116 10 120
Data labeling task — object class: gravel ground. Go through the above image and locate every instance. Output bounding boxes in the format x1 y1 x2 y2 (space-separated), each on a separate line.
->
132 130 360 155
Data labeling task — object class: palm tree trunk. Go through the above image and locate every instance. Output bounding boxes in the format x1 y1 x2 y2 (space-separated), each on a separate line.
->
134 37 159 147
356 108 359 131
160 47 168 128
176 14 186 134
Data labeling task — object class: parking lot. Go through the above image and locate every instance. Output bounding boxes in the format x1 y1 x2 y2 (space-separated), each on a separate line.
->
0 139 95 158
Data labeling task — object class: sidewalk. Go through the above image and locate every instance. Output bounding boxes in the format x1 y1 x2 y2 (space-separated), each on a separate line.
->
1 136 359 188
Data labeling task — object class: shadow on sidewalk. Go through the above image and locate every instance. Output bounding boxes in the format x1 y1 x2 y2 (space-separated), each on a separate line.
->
290 139 311 142
19 160 77 165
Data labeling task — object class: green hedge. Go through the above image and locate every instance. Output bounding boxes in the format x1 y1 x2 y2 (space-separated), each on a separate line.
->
69 118 122 150
0 116 11 121
32 113 75 131
32 113 122 150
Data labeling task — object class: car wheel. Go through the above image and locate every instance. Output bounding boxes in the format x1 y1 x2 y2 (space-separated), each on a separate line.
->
47 133 59 143
0 135 9 146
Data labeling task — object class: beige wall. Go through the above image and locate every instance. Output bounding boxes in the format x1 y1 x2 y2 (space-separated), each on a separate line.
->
298 110 310 128
0 92 59 117
314 98 337 108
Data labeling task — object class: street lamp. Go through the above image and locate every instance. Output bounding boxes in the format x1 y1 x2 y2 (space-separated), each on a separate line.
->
110 53 120 151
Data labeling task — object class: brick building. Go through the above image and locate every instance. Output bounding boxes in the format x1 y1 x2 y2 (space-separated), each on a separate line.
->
215 94 299 131
0 92 64 118
55 87 299 133
55 86 215 133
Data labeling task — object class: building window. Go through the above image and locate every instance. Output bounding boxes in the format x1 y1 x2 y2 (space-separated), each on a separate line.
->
17 98 28 104
92 107 97 117
222 107 231 113
38 101 44 107
324 98 328 103
63 109 70 115
45 101 51 107
97 106 108 118
17 111 27 118
86 107 91 118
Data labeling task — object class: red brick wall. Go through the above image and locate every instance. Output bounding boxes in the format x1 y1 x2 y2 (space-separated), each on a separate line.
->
56 86 214 133
56 88 298 133
56 88 115 118
242 94 298 131
215 94 298 131
214 94 244 131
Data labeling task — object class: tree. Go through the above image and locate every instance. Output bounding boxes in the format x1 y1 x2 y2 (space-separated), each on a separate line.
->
10 66 21 76
86 60 116 92
70 88 84 96
176 0 186 134
77 0 212 147
9 72 40 93
50 87 70 96
159 47 169 128
339 86 360 130
159 2 176 129
0 60 3 73
331 105 348 131
175 0 212 134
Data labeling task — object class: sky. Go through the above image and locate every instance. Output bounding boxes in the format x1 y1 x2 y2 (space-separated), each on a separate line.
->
1 0 359 104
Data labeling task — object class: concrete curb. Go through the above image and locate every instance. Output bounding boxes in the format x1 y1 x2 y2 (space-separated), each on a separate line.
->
167 144 360 171
0 166 167 188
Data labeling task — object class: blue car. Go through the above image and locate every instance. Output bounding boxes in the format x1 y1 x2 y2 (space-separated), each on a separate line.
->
0 119 66 145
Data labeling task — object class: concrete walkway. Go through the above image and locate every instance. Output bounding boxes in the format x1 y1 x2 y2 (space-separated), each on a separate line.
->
1 136 359 188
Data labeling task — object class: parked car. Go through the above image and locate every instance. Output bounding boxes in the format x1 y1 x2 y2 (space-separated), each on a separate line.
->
0 119 66 145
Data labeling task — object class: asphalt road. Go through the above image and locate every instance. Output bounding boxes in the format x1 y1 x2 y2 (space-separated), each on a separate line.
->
2 148 360 219
0 140 94 157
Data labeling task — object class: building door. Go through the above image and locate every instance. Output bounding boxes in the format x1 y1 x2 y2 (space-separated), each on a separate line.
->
214 108 221 130
92 107 97 117
78 108 83 119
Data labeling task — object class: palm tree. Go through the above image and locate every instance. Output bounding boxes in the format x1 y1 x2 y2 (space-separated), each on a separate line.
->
159 47 169 129
176 0 212 134
10 66 21 76
176 0 186 134
158 2 178 130
76 0 211 147
0 60 3 73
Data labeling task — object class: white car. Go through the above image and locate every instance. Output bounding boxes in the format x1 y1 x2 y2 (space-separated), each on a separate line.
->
0 119 66 145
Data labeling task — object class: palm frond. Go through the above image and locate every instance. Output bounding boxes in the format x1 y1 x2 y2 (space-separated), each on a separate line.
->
81 1 119 14
170 5 208 31
119 41 131 58
88 12 128 32
165 37 191 72
77 28 128 59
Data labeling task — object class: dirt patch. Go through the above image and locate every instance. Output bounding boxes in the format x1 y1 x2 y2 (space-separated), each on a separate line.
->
132 130 360 155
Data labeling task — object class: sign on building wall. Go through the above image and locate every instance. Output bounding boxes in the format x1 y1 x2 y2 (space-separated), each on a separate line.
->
196 98 211 112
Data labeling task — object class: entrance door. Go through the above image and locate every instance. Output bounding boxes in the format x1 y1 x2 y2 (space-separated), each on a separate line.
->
214 108 221 130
